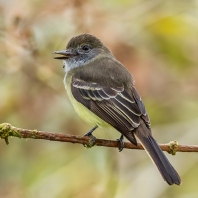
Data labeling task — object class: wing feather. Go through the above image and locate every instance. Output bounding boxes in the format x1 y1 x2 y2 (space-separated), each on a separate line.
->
71 77 150 144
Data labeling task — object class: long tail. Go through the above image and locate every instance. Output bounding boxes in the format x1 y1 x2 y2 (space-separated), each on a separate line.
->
126 120 181 185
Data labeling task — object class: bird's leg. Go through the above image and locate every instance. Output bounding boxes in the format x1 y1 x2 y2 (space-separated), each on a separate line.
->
84 125 98 136
116 134 125 152
83 126 98 148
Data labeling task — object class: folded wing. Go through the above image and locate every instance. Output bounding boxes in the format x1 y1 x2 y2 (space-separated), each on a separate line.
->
71 77 150 145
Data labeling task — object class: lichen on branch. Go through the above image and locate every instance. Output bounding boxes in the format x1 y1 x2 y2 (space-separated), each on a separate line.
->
1 123 198 154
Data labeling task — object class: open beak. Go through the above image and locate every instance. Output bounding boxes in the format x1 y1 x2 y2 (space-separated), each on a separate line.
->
52 50 77 59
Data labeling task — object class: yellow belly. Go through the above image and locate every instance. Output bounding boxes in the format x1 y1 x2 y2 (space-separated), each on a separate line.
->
65 75 111 128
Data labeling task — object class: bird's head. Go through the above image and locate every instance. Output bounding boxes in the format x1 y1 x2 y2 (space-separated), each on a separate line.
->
53 34 112 72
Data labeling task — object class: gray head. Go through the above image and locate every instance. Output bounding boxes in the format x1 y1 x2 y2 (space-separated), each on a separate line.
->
53 34 113 72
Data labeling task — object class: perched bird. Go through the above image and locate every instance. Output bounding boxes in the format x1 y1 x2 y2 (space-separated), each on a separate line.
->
53 34 181 185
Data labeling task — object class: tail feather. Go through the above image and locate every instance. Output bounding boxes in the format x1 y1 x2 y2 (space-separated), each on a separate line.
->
125 120 181 185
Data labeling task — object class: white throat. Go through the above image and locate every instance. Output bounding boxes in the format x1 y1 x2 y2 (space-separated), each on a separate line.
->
63 57 92 73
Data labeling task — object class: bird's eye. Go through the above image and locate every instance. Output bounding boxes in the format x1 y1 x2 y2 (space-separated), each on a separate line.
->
82 45 90 51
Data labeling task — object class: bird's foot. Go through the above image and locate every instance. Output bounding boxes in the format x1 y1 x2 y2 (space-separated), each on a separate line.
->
83 126 98 148
116 135 124 152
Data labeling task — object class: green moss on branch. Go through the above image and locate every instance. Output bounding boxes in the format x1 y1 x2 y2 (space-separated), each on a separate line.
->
0 123 21 144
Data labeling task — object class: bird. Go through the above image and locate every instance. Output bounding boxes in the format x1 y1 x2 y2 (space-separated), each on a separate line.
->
53 33 181 185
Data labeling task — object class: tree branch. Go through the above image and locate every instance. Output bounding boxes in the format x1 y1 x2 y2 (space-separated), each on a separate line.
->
0 123 197 155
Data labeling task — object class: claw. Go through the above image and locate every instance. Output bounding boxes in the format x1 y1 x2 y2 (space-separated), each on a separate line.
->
84 134 97 148
116 135 124 152
83 126 98 148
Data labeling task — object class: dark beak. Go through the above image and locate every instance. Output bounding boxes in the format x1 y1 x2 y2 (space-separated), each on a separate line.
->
52 50 77 59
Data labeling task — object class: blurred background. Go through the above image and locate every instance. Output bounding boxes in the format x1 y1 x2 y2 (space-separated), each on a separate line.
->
0 0 198 197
